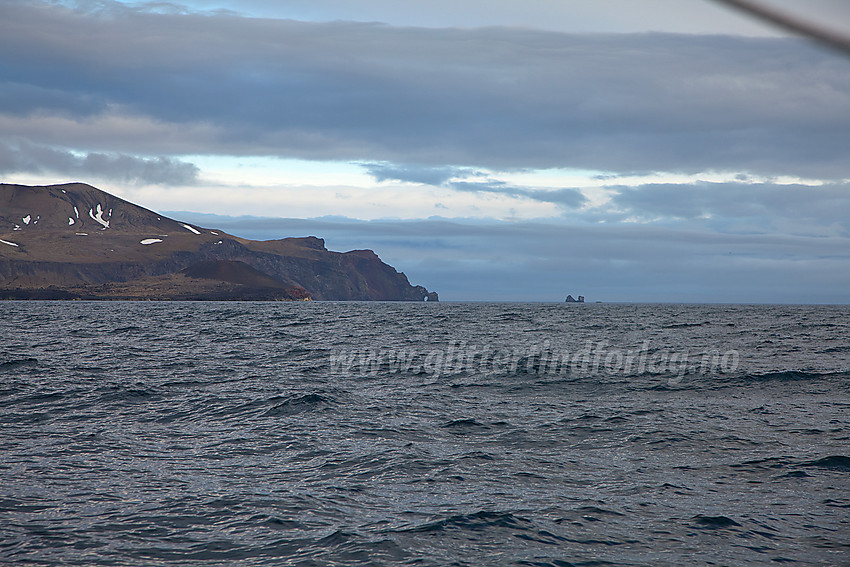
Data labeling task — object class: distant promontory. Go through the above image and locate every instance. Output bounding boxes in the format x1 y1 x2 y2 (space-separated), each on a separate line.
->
0 183 438 301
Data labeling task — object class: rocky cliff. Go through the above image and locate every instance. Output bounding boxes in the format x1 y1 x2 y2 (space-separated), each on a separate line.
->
0 183 438 301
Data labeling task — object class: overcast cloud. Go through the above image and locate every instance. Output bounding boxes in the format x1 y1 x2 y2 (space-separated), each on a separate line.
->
609 181 850 234
363 164 474 186
159 0 850 38
363 164 589 209
0 139 199 185
2 1 850 177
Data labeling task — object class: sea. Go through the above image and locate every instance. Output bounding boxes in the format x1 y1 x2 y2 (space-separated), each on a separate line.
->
0 301 848 566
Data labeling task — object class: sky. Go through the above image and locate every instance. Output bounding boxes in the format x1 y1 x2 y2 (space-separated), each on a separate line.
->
2 0 849 302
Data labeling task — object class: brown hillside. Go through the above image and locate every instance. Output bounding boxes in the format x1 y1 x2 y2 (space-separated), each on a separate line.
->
0 183 437 301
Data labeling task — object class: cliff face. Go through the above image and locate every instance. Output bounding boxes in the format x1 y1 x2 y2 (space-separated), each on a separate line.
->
0 183 438 301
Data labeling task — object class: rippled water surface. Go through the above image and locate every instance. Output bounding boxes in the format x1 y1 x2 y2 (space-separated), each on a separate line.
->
1 302 849 565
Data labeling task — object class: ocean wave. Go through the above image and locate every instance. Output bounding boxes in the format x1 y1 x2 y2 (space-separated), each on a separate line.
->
801 455 850 471
692 514 742 529
745 370 833 381
728 455 850 475
392 510 535 534
711 369 850 387
662 321 711 329
0 356 38 370
263 392 335 417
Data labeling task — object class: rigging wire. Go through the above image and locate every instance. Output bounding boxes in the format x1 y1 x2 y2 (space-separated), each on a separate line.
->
712 0 850 56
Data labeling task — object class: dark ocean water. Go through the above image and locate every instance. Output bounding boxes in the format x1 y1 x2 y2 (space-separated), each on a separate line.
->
0 301 848 566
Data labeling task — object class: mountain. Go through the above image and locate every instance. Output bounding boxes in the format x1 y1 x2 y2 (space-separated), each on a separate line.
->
0 183 439 301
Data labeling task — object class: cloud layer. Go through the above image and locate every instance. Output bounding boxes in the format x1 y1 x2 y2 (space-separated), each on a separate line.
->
609 181 850 233
3 1 850 178
0 139 199 185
